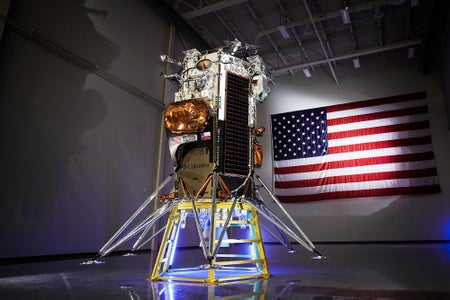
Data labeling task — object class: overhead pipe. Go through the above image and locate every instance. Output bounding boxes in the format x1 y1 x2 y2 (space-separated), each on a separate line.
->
182 0 250 19
301 0 339 84
272 39 422 75
245 2 294 76
275 0 314 70
254 0 407 43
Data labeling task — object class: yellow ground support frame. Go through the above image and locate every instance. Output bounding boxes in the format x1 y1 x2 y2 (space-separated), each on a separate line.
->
150 200 270 284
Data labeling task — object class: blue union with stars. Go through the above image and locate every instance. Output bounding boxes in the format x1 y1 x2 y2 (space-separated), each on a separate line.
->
271 107 329 161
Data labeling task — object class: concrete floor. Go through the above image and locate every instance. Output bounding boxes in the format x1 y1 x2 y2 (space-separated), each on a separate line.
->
1 243 450 299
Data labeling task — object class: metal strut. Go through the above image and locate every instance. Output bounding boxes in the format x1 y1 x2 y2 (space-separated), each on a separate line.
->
92 174 174 260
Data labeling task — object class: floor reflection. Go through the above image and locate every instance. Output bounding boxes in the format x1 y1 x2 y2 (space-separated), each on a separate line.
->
151 279 269 299
1 243 450 299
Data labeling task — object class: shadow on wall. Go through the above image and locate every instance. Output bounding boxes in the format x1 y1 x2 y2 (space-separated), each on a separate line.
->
0 0 120 256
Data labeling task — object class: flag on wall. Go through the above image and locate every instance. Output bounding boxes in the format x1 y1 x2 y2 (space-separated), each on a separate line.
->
271 91 440 202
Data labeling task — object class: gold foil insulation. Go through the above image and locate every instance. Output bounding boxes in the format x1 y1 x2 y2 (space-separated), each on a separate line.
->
164 99 210 134
254 144 263 167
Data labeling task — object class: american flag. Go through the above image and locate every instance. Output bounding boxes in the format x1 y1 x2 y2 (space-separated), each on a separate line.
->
271 91 440 202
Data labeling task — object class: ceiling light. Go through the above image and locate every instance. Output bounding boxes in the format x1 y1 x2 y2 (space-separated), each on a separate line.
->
352 57 360 68
278 25 290 39
408 47 415 58
340 8 351 24
303 68 312 78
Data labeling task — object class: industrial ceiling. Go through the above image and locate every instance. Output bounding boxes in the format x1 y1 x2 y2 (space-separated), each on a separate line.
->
158 0 449 83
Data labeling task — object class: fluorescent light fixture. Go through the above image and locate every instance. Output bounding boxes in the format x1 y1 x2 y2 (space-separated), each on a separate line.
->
408 47 415 58
303 68 312 78
340 8 351 24
278 25 290 39
353 57 360 68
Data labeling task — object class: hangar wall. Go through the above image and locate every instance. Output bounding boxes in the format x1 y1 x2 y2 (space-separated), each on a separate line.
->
0 0 170 258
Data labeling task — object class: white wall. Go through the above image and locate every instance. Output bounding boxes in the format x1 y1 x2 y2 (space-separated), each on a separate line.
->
0 0 171 258
256 50 450 242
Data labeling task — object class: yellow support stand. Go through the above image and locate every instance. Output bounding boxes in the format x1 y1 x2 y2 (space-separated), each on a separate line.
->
150 200 270 284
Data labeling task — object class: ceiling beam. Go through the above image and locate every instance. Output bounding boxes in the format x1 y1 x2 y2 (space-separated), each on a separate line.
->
254 0 398 43
275 0 313 70
182 0 250 19
301 0 339 84
245 2 294 76
272 39 422 76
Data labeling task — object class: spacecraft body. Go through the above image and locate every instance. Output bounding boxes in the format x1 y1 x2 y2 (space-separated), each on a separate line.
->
92 41 323 285
163 41 270 199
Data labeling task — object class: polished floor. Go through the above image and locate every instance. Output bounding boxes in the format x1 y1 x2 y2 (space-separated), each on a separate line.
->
1 243 450 299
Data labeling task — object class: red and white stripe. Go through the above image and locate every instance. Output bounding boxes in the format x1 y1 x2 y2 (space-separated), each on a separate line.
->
274 92 440 202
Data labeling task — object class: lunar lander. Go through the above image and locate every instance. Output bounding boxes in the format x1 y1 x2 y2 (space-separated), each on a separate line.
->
90 40 324 284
